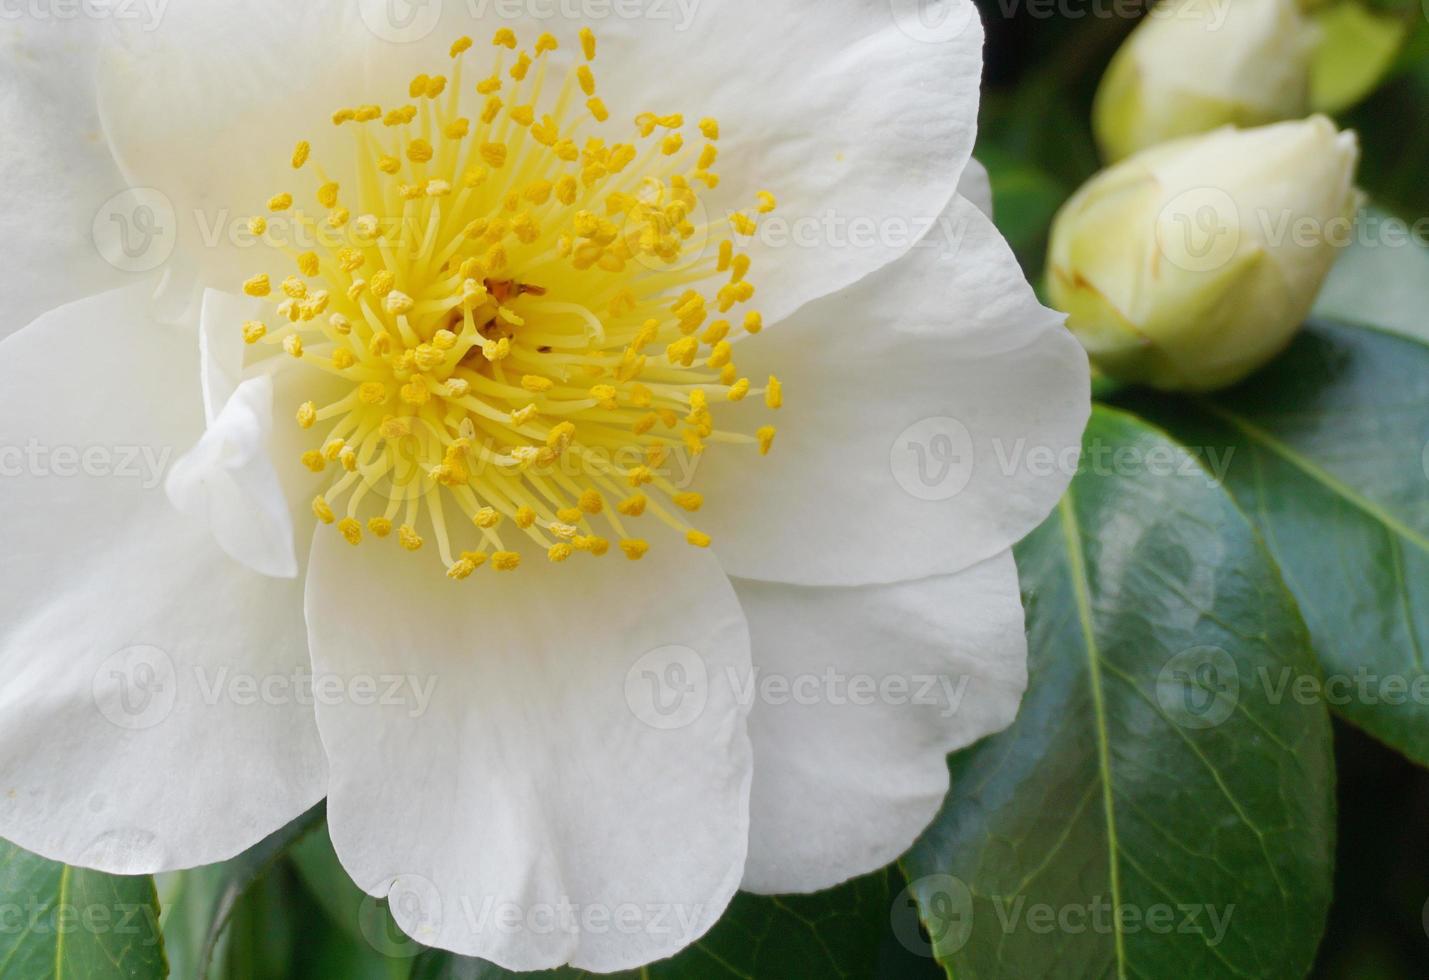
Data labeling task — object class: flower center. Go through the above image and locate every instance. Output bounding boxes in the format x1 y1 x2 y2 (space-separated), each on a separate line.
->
239 28 781 579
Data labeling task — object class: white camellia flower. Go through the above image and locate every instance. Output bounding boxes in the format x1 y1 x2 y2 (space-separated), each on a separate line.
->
0 1 1088 971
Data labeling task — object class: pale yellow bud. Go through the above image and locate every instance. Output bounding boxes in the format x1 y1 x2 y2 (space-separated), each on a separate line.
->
1092 0 1317 163
1048 117 1360 392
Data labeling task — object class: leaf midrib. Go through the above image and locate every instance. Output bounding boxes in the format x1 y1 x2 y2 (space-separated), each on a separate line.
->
1057 492 1128 980
1199 401 1429 557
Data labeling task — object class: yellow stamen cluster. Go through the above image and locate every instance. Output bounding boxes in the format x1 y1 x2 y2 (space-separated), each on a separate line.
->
242 29 782 578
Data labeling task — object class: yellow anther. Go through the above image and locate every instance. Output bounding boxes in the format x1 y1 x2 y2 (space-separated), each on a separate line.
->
424 76 447 98
617 494 648 517
359 382 389 405
756 191 777 213
766 374 783 409
706 341 732 369
481 143 508 167
620 539 649 560
757 425 776 455
546 421 576 452
666 336 698 367
301 451 325 473
493 28 517 48
380 416 411 440
247 216 267 236
378 155 401 174
280 276 307 299
368 270 395 298
385 291 415 316
548 542 574 563
515 506 537 529
522 375 554 393
474 507 501 529
510 53 532 81
579 26 595 60
447 558 476 581
509 105 534 126
332 349 356 370
589 384 618 409
241 321 266 344
291 140 311 169
243 274 271 297
728 378 751 401
556 506 583 524
368 517 393 538
296 251 320 276
576 64 596 96
699 117 719 139
686 530 712 548
450 35 473 56
283 335 304 358
408 73 429 98
744 311 763 334
407 139 434 163
331 107 356 125
399 525 424 551
354 104 382 122
296 402 317 429
312 496 335 524
268 192 293 212
673 492 703 512
535 32 557 54
660 133 683 156
730 254 751 282
578 489 604 514
492 551 522 571
627 466 654 487
338 518 362 545
731 212 756 236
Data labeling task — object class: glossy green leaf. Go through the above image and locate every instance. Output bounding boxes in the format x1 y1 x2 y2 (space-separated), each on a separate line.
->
902 407 1335 978
157 802 324 980
400 872 888 980
1121 316 1429 764
0 839 165 980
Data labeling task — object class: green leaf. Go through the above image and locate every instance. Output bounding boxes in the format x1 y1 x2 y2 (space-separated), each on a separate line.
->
1314 207 1429 344
158 802 324 980
0 840 166 980
1119 316 1429 764
902 407 1335 978
402 871 890 979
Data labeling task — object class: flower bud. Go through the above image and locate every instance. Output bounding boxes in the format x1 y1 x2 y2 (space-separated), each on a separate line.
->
1093 0 1317 163
1047 117 1360 392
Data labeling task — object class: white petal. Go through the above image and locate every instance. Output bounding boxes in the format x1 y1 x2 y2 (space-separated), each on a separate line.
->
958 157 993 218
165 374 300 579
696 193 1090 586
588 0 986 324
1 17 128 336
95 0 371 306
732 553 1026 894
0 285 326 873
306 537 753 972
